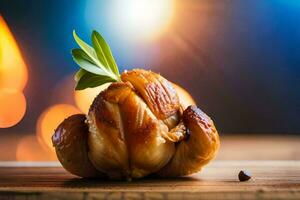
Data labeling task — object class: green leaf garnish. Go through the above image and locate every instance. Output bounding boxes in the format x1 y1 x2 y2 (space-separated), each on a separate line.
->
72 30 121 90
75 72 115 90
91 31 119 75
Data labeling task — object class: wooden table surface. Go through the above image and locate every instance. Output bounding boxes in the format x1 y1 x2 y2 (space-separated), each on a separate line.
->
0 161 299 200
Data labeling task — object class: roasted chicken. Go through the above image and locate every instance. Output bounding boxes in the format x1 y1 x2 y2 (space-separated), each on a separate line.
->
52 69 220 180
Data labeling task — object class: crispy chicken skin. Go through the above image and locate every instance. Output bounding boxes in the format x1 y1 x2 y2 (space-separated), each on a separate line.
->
52 69 220 179
121 69 180 120
157 105 220 177
87 82 175 179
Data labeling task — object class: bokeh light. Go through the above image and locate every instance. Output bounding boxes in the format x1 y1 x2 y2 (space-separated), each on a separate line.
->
172 83 196 109
86 0 174 42
0 15 28 91
16 135 57 161
0 89 26 128
36 104 81 152
74 83 109 114
112 0 174 40
0 15 28 128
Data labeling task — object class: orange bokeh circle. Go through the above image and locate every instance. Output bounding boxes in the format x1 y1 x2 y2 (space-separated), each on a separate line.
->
36 104 81 152
74 83 110 114
16 134 57 161
0 89 26 128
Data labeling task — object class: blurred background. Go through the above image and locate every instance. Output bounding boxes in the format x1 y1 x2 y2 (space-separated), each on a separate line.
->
0 0 299 161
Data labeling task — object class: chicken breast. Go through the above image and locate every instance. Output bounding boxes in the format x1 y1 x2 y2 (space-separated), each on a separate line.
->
87 82 176 179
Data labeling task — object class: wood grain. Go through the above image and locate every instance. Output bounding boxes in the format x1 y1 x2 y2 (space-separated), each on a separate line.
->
0 161 299 199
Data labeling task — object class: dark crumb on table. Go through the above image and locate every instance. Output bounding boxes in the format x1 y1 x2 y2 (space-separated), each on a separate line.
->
238 170 252 182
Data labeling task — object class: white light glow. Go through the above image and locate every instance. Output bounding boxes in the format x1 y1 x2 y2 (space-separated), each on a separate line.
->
112 0 174 40
86 0 172 43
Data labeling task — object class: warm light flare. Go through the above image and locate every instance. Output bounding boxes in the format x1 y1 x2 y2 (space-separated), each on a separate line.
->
74 83 110 113
0 15 28 91
0 15 28 128
0 89 26 128
36 104 81 152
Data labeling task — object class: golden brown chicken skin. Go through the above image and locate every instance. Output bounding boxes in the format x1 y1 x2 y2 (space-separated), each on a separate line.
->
121 69 180 120
157 105 220 177
52 69 220 180
87 82 175 179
